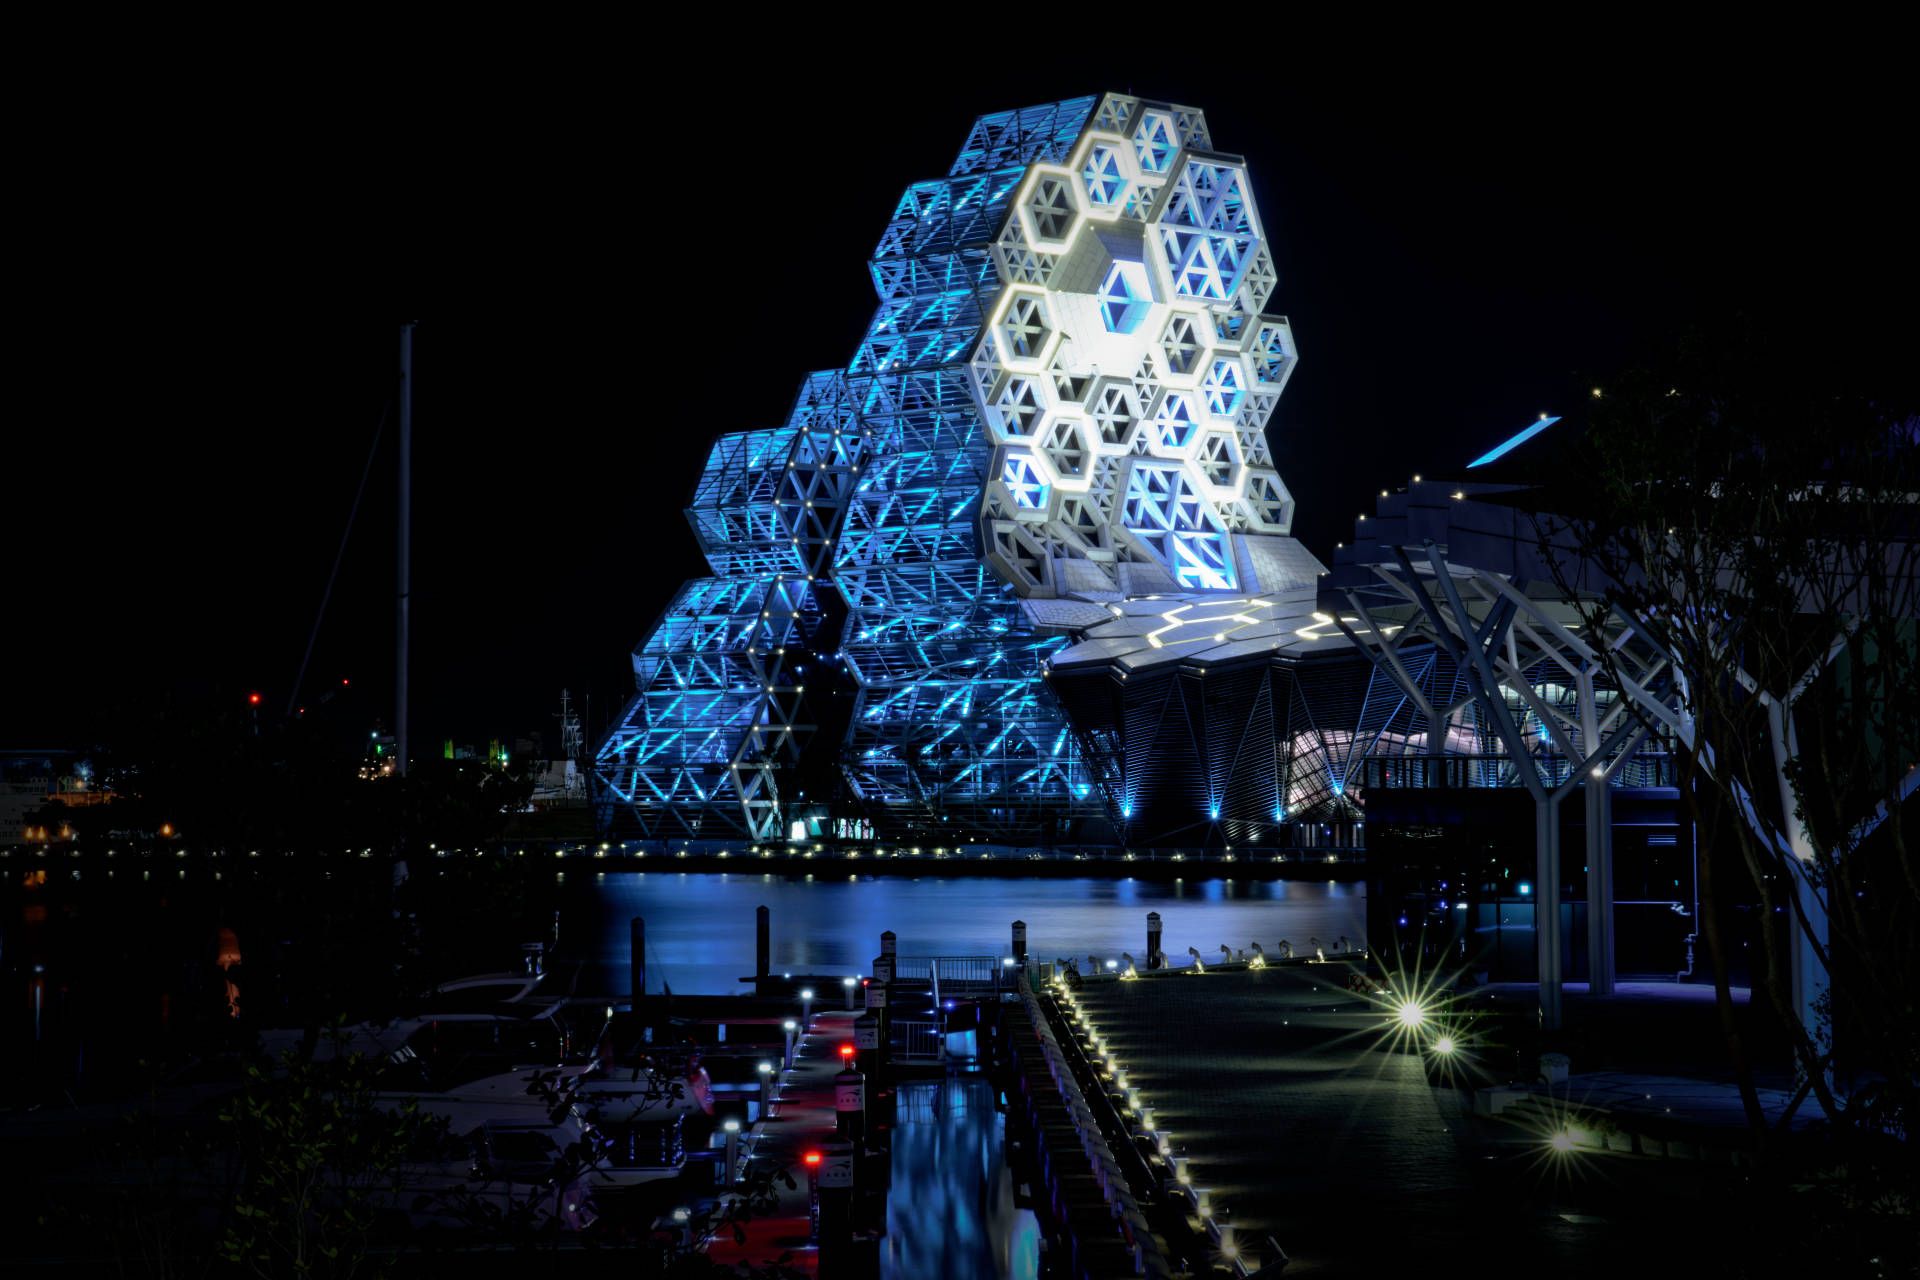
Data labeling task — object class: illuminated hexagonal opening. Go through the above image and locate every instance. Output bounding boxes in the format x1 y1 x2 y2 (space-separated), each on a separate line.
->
1098 260 1153 335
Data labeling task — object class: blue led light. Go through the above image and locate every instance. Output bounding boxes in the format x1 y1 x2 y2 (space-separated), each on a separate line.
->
1467 415 1563 469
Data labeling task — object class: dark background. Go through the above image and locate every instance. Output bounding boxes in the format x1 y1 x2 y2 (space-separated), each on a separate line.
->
7 48 1913 752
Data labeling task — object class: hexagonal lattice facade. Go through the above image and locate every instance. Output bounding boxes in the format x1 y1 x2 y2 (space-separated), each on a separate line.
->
596 95 1315 845
969 95 1299 597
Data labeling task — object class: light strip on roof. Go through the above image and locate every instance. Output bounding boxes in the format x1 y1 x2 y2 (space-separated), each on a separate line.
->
1467 415 1562 469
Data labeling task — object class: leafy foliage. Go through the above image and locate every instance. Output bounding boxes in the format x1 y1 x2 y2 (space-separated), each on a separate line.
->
1552 318 1918 1267
217 1038 438 1279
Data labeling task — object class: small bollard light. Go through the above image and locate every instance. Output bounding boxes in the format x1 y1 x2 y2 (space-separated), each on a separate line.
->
722 1118 741 1186
842 976 857 1009
800 987 815 1026
758 1060 776 1114
782 1018 799 1068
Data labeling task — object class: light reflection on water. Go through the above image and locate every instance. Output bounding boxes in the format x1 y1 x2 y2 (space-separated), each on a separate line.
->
884 1077 1011 1280
586 874 1363 994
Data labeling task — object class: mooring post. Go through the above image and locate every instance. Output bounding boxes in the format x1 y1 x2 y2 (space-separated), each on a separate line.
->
629 917 645 1002
817 1140 855 1266
755 905 771 980
1011 919 1027 968
835 1061 865 1146
872 935 894 1085
1147 912 1163 970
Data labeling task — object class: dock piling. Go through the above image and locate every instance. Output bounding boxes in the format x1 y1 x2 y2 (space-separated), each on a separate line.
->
629 917 645 1001
1147 911 1163 970
755 905 770 979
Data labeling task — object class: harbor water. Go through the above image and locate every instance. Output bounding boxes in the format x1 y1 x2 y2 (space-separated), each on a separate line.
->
583 872 1366 995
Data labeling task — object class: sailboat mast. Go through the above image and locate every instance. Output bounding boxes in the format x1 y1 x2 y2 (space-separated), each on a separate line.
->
396 321 415 779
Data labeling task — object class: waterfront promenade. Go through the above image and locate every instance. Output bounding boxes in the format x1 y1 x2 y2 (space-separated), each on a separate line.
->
1052 964 1791 1277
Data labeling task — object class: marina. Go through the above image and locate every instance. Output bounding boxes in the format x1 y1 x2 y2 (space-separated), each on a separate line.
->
5 63 1913 1280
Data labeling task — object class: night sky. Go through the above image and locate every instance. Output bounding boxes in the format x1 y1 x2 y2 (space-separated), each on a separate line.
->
8 53 1912 752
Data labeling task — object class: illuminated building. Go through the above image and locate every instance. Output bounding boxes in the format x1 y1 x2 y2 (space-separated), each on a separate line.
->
597 94 1414 846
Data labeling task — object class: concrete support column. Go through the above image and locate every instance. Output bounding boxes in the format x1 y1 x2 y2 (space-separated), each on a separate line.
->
1536 795 1563 1030
1584 777 1616 998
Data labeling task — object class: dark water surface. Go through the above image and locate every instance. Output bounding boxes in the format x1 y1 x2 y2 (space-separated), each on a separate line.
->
574 871 1365 994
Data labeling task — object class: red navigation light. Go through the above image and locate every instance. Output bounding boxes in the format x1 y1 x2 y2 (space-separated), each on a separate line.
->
803 1150 822 1167
838 1043 855 1060
341 677 350 687
247 692 262 706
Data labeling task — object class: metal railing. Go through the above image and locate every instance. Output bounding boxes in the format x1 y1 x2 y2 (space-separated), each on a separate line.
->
891 1018 946 1064
893 955 1005 1000
1363 752 1677 791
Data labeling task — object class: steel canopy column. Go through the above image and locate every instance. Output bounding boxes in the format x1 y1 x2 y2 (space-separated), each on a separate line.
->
1584 777 1615 997
1421 546 1564 1030
1576 666 1616 999
1535 794 1562 1029
1769 699 1831 1058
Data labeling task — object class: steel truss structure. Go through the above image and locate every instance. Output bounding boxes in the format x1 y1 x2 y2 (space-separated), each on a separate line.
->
1321 476 1881 1036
